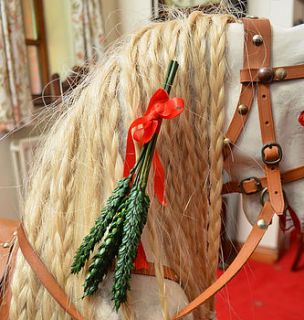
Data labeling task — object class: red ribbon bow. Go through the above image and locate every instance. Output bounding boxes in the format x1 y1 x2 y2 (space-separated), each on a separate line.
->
123 88 184 270
123 88 184 205
298 111 304 127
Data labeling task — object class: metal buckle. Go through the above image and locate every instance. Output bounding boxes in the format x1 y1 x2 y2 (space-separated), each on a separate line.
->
239 176 262 195
261 143 283 165
260 187 288 212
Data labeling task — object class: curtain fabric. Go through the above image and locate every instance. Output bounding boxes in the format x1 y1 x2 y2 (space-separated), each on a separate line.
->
0 0 32 132
71 0 106 65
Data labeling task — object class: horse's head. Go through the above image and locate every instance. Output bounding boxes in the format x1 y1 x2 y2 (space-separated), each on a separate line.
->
8 12 304 320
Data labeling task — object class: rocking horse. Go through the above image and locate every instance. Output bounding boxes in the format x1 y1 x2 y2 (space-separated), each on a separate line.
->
1 10 304 320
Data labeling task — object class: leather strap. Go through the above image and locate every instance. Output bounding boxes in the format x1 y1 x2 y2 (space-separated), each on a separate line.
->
240 64 304 83
248 18 285 214
172 202 274 319
223 18 262 158
15 223 179 320
222 165 304 195
132 262 179 283
224 18 285 213
223 84 255 159
17 224 86 320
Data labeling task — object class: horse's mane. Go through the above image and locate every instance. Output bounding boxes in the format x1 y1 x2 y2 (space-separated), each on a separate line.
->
9 11 237 320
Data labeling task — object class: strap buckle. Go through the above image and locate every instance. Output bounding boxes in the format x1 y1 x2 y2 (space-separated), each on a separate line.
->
239 176 262 195
260 187 288 212
261 143 283 165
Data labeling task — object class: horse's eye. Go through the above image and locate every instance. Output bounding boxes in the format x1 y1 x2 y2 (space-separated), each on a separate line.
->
298 111 304 127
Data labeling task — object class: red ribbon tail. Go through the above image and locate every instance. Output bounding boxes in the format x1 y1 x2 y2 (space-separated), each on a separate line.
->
134 241 149 270
288 205 301 233
279 214 287 231
153 152 167 206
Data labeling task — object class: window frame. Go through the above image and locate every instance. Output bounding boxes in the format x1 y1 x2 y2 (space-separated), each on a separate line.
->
23 0 51 106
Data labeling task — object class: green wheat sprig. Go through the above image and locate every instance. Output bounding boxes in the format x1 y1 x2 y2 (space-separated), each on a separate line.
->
71 176 132 274
112 187 150 310
71 60 180 311
83 203 128 297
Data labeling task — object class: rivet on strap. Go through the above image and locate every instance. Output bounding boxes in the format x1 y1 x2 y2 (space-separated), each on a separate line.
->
252 34 263 46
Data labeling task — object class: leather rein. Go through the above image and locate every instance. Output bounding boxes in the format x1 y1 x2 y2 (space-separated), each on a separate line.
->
2 18 304 320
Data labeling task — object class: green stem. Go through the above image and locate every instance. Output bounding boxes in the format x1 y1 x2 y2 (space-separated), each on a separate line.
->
129 144 147 176
140 143 153 178
163 60 179 95
140 139 156 188
136 60 179 189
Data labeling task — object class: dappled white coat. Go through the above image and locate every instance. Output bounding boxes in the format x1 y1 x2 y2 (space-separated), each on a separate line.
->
95 22 304 319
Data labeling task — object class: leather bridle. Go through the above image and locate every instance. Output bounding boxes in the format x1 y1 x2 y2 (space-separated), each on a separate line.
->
173 17 304 319
2 17 304 320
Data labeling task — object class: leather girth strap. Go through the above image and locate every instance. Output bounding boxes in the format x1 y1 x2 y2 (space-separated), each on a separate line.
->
173 18 286 319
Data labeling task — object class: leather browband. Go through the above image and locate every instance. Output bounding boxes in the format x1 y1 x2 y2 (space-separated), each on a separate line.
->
241 64 304 83
222 165 304 195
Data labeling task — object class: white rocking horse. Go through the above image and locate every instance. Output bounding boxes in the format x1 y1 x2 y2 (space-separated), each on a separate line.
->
1 11 304 320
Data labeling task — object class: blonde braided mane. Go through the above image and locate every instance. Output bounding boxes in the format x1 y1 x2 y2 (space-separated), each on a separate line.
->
9 12 236 320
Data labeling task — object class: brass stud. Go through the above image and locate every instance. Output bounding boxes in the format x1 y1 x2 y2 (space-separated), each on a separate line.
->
257 67 274 83
223 138 231 146
275 68 287 81
238 104 249 115
246 15 259 19
1 242 10 248
257 219 268 229
252 34 263 46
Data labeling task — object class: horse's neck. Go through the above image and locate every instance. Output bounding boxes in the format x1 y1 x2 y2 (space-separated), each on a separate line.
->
225 22 304 223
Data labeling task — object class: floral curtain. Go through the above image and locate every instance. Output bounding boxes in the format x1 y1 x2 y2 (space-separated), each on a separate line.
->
71 0 106 65
0 0 32 132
